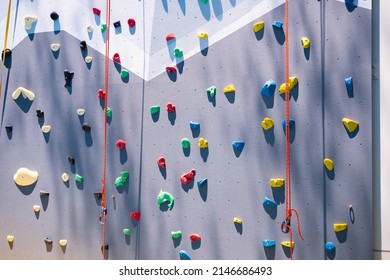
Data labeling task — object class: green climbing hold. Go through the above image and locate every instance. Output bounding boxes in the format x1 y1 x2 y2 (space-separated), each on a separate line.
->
75 174 84 183
207 86 216 97
121 69 129 78
171 230 182 239
115 171 129 187
150 105 160 114
101 23 107 32
200 0 209 3
157 190 174 210
106 107 112 118
123 228 131 236
174 48 183 58
181 138 190 149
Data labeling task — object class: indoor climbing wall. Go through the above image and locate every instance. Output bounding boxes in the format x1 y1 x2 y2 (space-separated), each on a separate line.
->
0 0 372 260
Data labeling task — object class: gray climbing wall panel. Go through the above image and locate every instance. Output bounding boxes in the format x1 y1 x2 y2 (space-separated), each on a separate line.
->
0 0 372 260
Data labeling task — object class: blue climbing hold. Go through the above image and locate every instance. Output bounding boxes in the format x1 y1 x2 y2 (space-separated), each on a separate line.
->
190 121 200 129
179 250 191 260
282 119 295 130
232 141 245 152
261 80 276 97
263 196 277 207
345 0 357 8
272 21 283 28
197 178 208 187
325 242 335 253
262 240 276 247
345 77 353 95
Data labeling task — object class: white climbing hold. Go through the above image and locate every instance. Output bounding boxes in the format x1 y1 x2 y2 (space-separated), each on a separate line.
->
76 108 85 116
61 173 70 182
12 87 35 101
24 15 38 30
33 205 41 212
41 125 51 133
85 56 93 63
50 43 61 52
13 167 39 186
87 25 93 33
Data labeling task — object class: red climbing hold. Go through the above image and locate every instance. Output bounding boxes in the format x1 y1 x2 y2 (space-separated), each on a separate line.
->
98 89 106 99
166 102 176 113
157 157 166 168
113 53 121 64
166 33 176 41
92 8 101 16
180 169 196 185
166 66 177 74
116 139 126 150
189 234 201 242
130 211 141 221
128 18 136 28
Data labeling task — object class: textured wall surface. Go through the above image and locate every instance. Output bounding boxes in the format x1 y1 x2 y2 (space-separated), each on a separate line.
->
0 0 371 260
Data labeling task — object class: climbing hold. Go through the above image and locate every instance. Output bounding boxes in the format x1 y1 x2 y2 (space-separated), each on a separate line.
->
179 250 191 260
24 16 38 30
181 169 196 185
75 174 84 183
261 80 276 96
279 77 298 94
189 233 201 242
207 86 216 97
115 171 129 187
33 205 41 212
113 53 121 63
7 235 14 243
272 21 283 28
223 84 235 93
197 32 208 39
68 156 75 165
198 138 208 148
171 230 182 239
5 126 13 133
36 109 44 117
100 23 107 32
181 138 190 149
261 117 274 130
325 242 335 253
50 43 61 52
121 69 129 78
174 48 183 58
13 167 38 186
262 240 276 247
333 223 348 232
12 87 35 101
263 196 277 207
128 18 136 27
50 12 59 21
233 217 242 224
342 118 359 133
301 37 310 49
157 190 174 210
150 105 160 115
79 40 87 50
166 102 176 113
345 77 353 94
85 56 93 63
189 121 200 129
157 157 166 168
87 25 93 33
40 190 49 196
59 239 67 247
113 21 121 28
232 141 245 152
130 211 141 221
98 89 106 99
106 108 112 118
64 70 74 87
200 0 209 3
41 125 51 133
82 123 91 132
253 21 265 33
44 237 53 244
323 158 334 171
345 0 357 8
92 8 101 16
116 139 126 149
282 120 295 131
166 33 176 41
270 178 284 188
281 241 294 248
166 66 177 74
122 228 131 236
77 108 85 116
197 178 207 187
1 48 12 59
61 172 69 182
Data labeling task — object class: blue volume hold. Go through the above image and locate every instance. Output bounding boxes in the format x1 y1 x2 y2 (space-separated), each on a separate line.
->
272 21 283 28
197 178 208 187
263 196 277 207
261 79 276 97
189 121 200 129
179 250 191 260
232 141 245 152
262 240 276 247
282 119 295 130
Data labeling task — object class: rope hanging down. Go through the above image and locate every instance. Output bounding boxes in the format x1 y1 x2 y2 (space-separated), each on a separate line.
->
101 0 111 260
283 0 304 260
0 0 13 100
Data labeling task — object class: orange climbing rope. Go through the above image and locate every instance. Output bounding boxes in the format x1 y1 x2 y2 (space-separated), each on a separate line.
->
0 0 12 99
283 0 304 260
101 0 111 260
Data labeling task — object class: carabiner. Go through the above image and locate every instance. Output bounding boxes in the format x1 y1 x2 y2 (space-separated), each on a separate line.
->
281 219 290 233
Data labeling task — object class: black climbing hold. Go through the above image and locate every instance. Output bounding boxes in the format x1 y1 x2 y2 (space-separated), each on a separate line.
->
82 123 91 132
40 190 50 196
80 40 87 50
36 109 44 117
101 244 109 252
68 156 75 165
94 191 102 200
113 21 121 28
5 126 13 133
1 48 12 59
50 12 59 21
64 70 74 87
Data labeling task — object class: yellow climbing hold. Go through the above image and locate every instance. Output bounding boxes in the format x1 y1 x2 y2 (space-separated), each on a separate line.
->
253 21 265 33
12 87 35 101
7 235 14 243
197 32 208 39
301 36 310 48
261 117 274 130
279 76 299 94
223 84 235 93
24 15 38 30
270 178 284 188
281 241 294 248
198 138 208 148
233 217 242 224
342 118 359 133
33 205 41 212
323 158 334 171
59 239 67 247
334 223 348 232
13 167 39 186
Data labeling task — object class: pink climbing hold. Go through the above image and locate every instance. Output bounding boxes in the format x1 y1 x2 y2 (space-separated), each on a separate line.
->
98 89 106 99
116 139 126 150
130 211 141 221
166 102 175 113
189 233 201 242
180 169 196 185
92 8 101 16
113 53 121 64
166 33 175 41
128 18 136 27
157 157 166 168
166 66 177 74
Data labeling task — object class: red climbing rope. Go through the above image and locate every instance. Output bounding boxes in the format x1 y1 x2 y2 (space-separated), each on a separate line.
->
101 0 111 260
284 0 304 260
